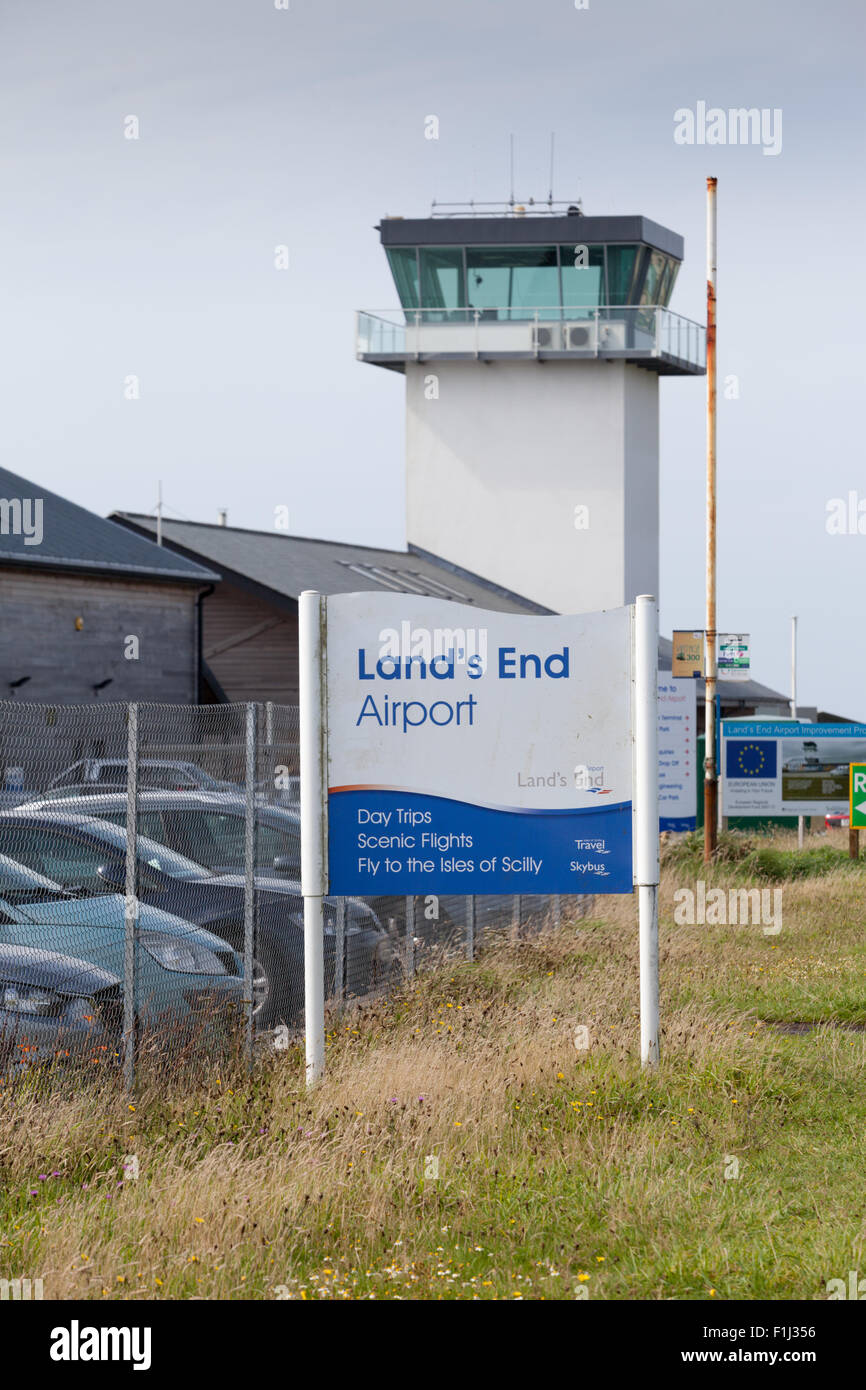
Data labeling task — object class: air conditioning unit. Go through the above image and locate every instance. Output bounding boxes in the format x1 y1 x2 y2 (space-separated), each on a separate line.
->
531 322 562 350
565 320 627 352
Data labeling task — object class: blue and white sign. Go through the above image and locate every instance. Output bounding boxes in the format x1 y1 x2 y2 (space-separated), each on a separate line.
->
658 672 696 831
324 594 635 895
722 720 866 816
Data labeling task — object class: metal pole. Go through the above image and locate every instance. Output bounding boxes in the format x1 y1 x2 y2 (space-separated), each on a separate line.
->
791 617 805 849
635 595 660 1067
404 896 416 977
123 703 138 1093
156 481 162 547
466 895 475 963
265 700 274 800
704 175 718 861
299 591 326 1085
716 693 724 834
335 897 346 1004
243 703 257 1067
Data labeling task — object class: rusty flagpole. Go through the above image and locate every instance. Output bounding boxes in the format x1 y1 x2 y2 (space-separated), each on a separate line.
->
704 176 718 860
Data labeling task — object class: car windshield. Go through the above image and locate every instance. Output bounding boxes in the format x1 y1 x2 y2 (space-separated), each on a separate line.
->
20 817 211 882
0 852 71 904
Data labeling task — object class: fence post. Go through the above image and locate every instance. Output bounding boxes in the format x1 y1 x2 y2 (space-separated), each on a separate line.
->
466 895 475 963
243 703 257 1069
405 896 416 977
123 703 138 1094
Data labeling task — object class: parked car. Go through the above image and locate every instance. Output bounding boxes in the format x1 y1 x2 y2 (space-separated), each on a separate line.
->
43 759 239 797
825 810 850 829
0 942 120 1068
0 810 390 1027
0 852 242 1030
23 790 467 954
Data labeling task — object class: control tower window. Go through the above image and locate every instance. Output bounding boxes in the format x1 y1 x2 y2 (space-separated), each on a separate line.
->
641 249 668 305
606 245 640 305
465 246 558 320
560 244 604 317
386 248 420 309
419 248 465 317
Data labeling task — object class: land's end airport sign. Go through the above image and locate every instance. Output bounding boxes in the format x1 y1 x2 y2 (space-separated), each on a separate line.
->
722 721 866 817
299 591 661 1078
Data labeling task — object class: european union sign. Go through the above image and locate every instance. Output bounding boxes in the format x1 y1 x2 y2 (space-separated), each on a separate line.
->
726 739 777 779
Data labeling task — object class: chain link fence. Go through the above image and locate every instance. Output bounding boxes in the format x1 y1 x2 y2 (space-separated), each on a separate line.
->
0 701 588 1089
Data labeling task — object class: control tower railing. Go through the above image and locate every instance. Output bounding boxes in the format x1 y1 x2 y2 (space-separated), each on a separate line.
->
356 305 706 375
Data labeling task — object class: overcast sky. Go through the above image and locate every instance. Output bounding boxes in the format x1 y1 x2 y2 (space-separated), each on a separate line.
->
1 0 864 716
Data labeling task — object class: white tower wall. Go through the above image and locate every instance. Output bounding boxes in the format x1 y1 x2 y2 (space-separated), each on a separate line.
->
405 359 659 614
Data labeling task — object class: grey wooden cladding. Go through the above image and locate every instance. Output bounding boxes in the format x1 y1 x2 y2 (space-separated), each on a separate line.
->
0 570 199 704
201 582 298 705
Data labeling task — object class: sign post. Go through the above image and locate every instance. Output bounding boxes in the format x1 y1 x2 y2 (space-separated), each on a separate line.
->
635 596 660 1066
299 591 326 1085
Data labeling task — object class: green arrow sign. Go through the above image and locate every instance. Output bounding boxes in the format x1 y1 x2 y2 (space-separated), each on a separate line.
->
850 765 866 829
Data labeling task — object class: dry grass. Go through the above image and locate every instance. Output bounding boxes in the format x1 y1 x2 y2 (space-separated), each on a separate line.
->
2 836 866 1300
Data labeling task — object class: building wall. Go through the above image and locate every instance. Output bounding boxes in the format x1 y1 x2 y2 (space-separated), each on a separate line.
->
0 570 200 704
405 359 660 614
202 582 298 704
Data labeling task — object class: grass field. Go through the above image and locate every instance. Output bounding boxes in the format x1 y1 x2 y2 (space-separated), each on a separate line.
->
2 829 865 1301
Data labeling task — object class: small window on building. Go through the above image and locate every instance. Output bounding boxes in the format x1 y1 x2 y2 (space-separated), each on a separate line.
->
560 244 605 317
418 248 465 317
465 247 559 320
386 248 420 309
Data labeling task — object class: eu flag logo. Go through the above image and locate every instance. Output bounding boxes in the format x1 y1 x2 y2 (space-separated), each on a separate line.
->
725 740 777 779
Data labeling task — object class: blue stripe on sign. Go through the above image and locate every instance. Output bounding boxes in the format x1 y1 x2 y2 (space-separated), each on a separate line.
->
328 788 633 895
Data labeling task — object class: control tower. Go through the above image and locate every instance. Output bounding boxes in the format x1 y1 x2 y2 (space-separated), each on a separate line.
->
356 203 705 615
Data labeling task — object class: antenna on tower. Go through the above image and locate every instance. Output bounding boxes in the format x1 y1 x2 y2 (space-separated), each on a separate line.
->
509 134 515 207
548 132 555 206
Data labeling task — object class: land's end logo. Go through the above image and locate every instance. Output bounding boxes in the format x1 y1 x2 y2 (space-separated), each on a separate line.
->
49 1321 152 1371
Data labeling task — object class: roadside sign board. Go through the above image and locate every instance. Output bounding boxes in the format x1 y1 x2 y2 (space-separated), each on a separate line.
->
658 670 696 831
323 594 637 895
850 765 866 829
672 630 704 679
299 589 663 1076
718 633 750 681
722 721 866 817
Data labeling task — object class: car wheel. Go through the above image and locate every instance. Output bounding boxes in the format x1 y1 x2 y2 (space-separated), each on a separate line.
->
252 938 303 1030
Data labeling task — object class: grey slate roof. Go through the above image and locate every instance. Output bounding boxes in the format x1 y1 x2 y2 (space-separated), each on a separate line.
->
0 468 218 583
110 514 550 614
111 514 792 708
